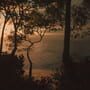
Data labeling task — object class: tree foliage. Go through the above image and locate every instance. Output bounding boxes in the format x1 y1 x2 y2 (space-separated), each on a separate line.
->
0 0 69 78
71 1 90 39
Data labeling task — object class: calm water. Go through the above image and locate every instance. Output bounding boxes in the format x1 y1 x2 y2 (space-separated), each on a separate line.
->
23 32 64 75
18 31 90 76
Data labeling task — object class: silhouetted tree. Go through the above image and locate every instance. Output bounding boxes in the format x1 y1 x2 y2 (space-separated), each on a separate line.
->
16 0 65 78
83 0 90 9
63 0 71 64
71 1 89 39
6 4 49 78
0 0 28 55
9 0 28 55
0 0 12 54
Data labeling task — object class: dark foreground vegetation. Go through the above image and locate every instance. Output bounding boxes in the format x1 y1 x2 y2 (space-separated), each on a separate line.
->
61 57 90 90
0 54 60 90
0 0 89 90
0 54 90 90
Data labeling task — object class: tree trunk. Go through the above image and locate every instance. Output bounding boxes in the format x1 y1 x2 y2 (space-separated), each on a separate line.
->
0 19 7 54
11 27 17 56
63 0 71 64
27 46 32 78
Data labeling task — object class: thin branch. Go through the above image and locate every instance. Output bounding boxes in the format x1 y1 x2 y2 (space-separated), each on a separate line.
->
32 27 46 44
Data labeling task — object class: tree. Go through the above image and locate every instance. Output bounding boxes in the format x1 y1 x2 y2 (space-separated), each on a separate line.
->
6 3 49 78
63 0 71 64
71 1 89 39
9 0 28 55
83 0 90 9
13 0 65 78
0 0 28 55
0 0 65 78
0 0 11 54
23 11 48 78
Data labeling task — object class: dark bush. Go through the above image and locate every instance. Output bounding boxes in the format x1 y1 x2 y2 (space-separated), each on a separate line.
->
0 54 24 89
0 54 61 90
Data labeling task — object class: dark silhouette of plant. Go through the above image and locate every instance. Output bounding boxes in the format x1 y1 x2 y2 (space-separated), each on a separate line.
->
18 11 48 78
9 0 28 55
6 6 49 78
83 0 90 9
0 0 12 54
72 6 88 28
71 0 90 39
63 0 71 64
3 1 47 78
0 0 28 55
0 54 24 89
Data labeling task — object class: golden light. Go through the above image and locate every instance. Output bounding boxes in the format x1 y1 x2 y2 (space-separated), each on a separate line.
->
0 13 14 52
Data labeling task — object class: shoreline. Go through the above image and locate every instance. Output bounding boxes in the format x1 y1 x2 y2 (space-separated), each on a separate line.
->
24 69 55 79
